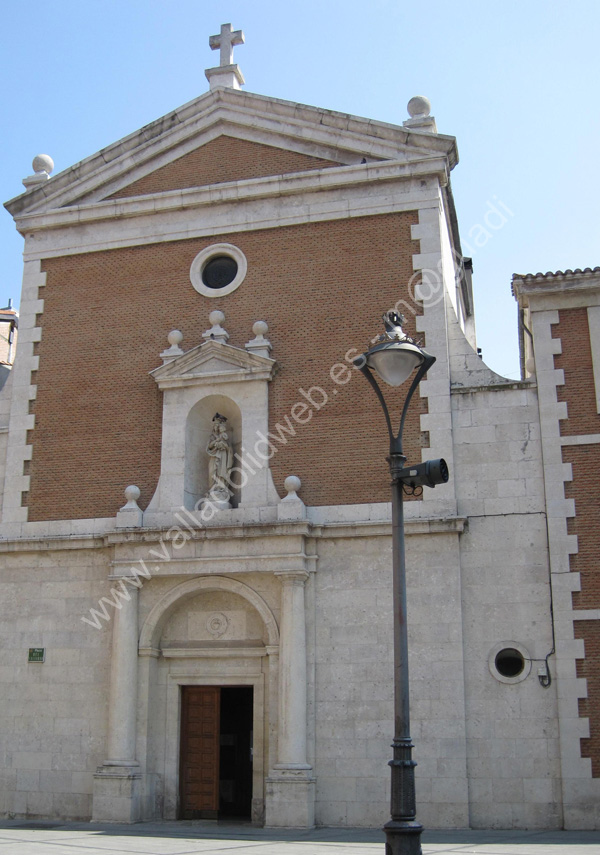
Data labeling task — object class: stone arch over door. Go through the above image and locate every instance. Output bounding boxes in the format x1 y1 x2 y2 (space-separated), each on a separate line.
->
139 575 280 652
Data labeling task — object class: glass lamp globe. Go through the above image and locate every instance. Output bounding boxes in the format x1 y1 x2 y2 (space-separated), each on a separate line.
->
366 341 425 386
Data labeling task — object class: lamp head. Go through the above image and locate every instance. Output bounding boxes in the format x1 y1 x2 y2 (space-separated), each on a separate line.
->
357 311 433 387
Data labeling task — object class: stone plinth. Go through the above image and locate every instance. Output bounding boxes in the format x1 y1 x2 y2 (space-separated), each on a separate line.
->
92 765 141 822
265 769 316 828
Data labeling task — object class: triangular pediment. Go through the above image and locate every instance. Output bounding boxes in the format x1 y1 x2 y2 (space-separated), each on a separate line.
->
5 87 458 219
150 339 277 389
105 134 343 200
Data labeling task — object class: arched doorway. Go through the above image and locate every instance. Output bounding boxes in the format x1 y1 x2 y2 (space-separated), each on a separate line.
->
138 576 279 823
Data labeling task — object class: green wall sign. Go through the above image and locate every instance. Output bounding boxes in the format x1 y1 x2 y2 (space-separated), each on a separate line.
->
28 648 45 663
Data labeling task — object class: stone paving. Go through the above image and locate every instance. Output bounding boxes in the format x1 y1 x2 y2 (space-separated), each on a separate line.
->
0 822 599 855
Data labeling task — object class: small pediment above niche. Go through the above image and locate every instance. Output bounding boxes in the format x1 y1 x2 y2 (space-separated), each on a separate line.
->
150 337 277 390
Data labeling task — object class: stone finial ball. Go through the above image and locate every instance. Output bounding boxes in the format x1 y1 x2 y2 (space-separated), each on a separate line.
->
407 96 431 119
124 485 141 503
167 329 183 346
284 475 301 495
209 310 225 326
252 320 268 337
32 154 54 174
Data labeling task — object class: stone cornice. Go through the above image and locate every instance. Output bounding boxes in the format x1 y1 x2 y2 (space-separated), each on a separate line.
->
0 515 468 553
150 339 277 389
512 269 600 309
14 157 449 239
451 379 536 395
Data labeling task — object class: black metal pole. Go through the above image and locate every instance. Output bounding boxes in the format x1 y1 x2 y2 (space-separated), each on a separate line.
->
384 451 423 855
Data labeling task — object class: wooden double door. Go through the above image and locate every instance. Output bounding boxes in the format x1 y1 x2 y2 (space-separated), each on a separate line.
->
179 686 253 820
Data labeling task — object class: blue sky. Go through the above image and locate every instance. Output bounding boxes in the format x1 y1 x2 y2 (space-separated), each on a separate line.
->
1 1 598 378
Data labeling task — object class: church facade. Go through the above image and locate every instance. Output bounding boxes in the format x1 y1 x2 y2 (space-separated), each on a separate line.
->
1 25 599 830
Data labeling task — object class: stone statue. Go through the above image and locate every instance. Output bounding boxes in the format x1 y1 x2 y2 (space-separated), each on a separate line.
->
205 413 234 508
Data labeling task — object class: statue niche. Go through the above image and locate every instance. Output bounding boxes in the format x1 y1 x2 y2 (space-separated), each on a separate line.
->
183 396 242 512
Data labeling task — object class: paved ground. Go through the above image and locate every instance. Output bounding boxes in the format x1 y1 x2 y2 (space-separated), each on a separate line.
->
0 821 598 855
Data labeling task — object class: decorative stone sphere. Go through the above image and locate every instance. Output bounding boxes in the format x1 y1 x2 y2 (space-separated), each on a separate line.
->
124 485 141 503
209 310 225 327
284 475 301 495
32 154 54 175
252 320 268 337
167 329 183 346
525 356 536 375
407 96 431 119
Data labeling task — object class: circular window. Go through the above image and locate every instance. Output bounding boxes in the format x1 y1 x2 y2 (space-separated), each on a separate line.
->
488 642 531 684
202 255 238 290
495 648 524 678
190 243 247 298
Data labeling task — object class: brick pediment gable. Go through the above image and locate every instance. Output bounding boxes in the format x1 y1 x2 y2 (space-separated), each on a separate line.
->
107 135 342 199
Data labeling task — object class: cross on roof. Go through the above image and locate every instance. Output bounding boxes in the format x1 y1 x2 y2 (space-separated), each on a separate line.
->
209 23 245 67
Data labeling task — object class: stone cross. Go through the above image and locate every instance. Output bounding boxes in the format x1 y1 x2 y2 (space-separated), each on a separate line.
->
209 23 245 67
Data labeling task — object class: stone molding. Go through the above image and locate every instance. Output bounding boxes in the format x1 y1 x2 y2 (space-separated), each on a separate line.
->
0 513 468 552
16 162 449 264
560 433 600 445
150 338 277 389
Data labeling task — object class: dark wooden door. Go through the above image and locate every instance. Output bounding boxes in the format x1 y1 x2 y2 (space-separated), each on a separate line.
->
179 686 220 819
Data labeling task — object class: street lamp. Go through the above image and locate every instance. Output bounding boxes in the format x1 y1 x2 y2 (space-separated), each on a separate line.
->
354 311 448 855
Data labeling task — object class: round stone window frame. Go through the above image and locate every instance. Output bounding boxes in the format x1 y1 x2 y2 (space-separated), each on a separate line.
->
190 243 248 298
488 641 532 685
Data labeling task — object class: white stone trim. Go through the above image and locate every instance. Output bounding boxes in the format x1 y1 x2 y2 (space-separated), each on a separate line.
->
572 610 600 621
189 242 247 297
0 259 45 527
17 163 447 263
587 306 600 413
530 308 594 819
161 646 267 658
413 199 458 520
560 433 600 445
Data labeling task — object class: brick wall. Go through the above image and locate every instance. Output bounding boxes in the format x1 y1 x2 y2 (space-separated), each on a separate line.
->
554 308 600 436
107 135 342 199
564 445 600 610
575 620 600 776
29 212 425 520
554 307 600 776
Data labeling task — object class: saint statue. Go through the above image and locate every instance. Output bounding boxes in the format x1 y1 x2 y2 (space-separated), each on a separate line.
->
205 413 234 507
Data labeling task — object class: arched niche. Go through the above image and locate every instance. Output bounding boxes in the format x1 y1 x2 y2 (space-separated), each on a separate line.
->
161 589 269 650
139 575 280 653
184 395 242 511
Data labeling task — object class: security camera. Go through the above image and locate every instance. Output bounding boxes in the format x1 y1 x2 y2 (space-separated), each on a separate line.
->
397 458 449 489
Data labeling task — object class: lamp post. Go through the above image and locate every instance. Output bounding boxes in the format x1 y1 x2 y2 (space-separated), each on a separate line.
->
354 311 448 855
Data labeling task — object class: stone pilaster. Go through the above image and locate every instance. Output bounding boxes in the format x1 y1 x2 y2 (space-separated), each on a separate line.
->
265 570 315 828
92 585 141 822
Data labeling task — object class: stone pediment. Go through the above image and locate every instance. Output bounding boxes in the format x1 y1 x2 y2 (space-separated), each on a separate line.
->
150 339 277 390
5 87 458 220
